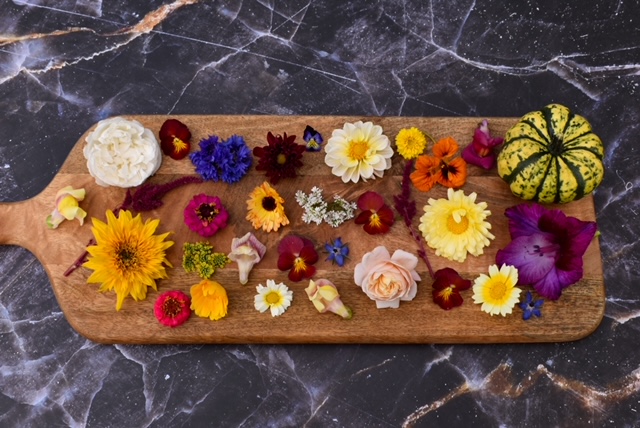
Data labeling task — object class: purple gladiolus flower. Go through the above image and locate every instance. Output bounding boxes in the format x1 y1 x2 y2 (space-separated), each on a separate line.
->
496 204 597 300
461 120 504 169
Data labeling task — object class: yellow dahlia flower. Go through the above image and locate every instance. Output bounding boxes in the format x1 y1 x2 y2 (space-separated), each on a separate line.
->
324 121 393 183
395 127 427 160
84 210 174 311
418 188 495 262
472 264 521 316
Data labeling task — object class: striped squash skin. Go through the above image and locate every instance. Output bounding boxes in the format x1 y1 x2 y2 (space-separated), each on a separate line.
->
497 104 605 204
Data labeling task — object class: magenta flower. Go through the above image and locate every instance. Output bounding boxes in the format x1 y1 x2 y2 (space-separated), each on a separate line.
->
184 193 229 237
496 204 597 300
461 120 503 169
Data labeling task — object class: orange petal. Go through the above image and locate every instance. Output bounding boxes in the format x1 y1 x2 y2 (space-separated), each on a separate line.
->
433 137 460 159
438 157 468 188
410 156 440 192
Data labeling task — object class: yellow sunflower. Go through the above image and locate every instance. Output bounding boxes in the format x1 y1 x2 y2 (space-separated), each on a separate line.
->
395 127 427 160
84 210 174 311
418 188 495 262
246 181 289 232
472 264 521 316
324 121 393 183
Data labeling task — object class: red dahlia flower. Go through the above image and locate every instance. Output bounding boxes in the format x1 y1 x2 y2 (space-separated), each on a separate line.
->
277 235 318 282
154 290 191 327
253 132 305 184
354 191 395 234
159 119 191 160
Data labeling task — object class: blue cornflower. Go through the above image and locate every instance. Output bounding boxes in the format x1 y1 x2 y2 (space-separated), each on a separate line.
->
519 291 543 320
190 134 252 184
325 238 349 267
303 125 323 151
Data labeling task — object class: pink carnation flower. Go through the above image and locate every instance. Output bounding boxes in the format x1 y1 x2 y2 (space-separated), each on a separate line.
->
184 193 229 237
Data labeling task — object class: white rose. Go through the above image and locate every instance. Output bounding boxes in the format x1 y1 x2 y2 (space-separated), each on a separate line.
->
83 117 162 188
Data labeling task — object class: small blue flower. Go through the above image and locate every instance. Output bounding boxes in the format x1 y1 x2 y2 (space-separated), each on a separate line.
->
190 134 252 184
303 125 323 151
519 291 543 320
325 238 349 267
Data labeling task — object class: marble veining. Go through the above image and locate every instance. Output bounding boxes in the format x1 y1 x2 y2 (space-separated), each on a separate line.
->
1 0 640 426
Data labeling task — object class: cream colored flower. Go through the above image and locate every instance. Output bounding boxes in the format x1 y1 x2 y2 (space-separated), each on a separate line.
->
472 264 521 316
354 246 420 309
324 121 393 183
418 188 495 262
83 117 162 188
305 279 352 319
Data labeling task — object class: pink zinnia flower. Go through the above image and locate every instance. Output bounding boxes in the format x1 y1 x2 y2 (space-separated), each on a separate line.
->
154 290 191 327
184 193 229 237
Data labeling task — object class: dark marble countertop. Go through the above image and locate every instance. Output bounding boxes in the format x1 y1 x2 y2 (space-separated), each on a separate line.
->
1 1 639 427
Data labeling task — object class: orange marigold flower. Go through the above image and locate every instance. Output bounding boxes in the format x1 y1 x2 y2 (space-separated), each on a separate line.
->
410 137 467 192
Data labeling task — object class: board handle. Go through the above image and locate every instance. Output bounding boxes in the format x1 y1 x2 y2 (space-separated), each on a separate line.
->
0 198 46 252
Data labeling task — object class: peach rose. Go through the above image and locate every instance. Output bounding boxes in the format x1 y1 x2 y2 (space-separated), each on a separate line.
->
354 246 420 309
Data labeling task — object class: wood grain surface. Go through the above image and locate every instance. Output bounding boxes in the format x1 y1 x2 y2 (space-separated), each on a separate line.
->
0 115 605 344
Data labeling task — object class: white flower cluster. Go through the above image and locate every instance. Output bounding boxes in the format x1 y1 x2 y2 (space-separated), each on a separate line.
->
295 187 356 228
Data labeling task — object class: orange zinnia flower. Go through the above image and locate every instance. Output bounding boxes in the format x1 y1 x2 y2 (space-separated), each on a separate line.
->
410 137 467 192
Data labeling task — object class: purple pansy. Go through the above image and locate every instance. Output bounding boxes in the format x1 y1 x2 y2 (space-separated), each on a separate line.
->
496 204 597 300
461 120 504 170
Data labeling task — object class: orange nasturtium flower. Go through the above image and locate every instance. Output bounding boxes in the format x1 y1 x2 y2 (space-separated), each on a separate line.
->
410 137 467 192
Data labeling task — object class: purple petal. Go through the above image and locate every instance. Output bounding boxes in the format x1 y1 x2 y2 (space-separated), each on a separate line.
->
496 234 557 284
504 204 547 239
532 265 584 300
461 144 496 169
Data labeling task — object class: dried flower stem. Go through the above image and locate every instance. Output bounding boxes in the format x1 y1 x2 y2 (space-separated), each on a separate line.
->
393 159 434 279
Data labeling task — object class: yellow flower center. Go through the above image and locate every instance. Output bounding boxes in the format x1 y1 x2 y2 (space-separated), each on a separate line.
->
488 279 508 300
293 257 308 273
369 212 382 228
172 137 188 153
446 211 469 235
265 291 281 304
348 139 370 161
277 153 287 164
115 243 139 271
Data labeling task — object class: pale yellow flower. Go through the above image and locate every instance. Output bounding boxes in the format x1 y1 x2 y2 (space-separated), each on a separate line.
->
324 121 393 183
418 188 495 262
472 264 521 316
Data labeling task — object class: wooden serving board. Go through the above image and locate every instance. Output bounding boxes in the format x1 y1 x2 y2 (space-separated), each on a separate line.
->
0 115 605 344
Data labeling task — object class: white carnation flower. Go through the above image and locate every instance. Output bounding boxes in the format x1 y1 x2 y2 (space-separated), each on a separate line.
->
83 117 162 188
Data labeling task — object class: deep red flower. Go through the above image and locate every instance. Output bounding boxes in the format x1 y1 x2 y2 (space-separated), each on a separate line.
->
277 235 318 282
432 268 471 310
354 191 395 234
154 290 191 327
159 119 191 160
253 132 305 184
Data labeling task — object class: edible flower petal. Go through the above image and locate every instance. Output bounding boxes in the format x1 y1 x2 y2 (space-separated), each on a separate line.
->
432 267 471 310
305 279 353 319
254 279 293 317
154 290 191 327
461 120 503 170
228 232 267 285
354 191 395 235
496 203 597 300
395 127 427 160
472 264 521 316
46 186 87 229
246 181 289 232
411 137 467 192
253 132 305 184
184 194 229 237
159 119 191 160
325 238 349 267
277 235 318 282
190 134 252 183
190 279 229 321
520 291 544 320
303 125 324 151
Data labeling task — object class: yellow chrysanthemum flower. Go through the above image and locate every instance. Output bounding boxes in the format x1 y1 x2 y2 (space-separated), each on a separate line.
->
418 188 495 262
395 127 427 160
324 121 393 183
246 181 289 232
190 279 229 321
472 264 521 316
84 210 174 311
